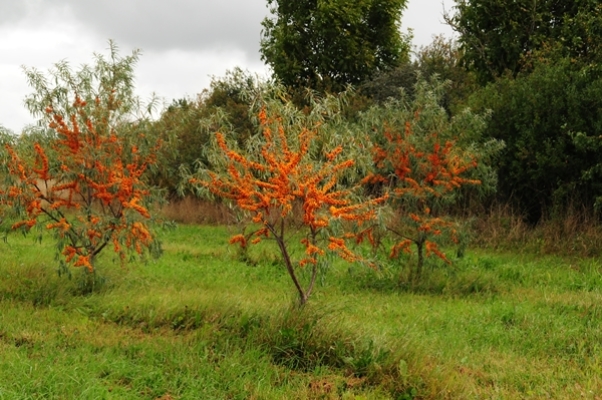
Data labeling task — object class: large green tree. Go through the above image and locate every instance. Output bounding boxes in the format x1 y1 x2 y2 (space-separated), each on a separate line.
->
361 36 477 114
468 57 602 223
454 1 602 221
448 0 600 83
260 0 410 92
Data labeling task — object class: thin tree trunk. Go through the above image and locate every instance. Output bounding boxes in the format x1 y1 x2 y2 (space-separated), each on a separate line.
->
272 230 307 305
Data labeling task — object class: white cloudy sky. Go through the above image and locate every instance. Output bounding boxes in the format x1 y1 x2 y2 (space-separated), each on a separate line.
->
0 0 455 133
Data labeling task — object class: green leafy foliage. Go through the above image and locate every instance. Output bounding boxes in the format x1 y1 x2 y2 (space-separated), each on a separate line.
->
449 0 601 83
260 0 411 92
414 35 478 115
360 36 477 117
148 69 270 197
468 57 602 222
451 0 602 220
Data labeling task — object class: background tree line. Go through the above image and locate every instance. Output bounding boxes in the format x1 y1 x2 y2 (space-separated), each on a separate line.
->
147 0 602 225
4 0 602 228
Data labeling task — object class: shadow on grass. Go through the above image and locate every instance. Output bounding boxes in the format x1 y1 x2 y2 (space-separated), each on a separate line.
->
0 262 117 307
343 254 504 298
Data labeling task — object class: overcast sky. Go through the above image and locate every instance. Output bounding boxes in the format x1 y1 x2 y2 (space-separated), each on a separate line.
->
0 0 455 133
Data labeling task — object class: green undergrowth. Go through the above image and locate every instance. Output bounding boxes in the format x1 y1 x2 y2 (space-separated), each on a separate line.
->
1 224 602 398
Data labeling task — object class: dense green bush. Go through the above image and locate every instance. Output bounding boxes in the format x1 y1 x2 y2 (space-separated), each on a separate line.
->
360 36 477 117
468 57 602 222
449 0 602 83
148 69 271 197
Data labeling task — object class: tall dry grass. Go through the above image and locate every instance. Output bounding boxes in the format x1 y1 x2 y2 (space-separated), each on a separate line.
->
161 197 602 257
473 203 602 257
160 196 312 227
159 197 235 225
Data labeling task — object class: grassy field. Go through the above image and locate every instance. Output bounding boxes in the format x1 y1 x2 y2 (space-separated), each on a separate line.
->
1 224 602 399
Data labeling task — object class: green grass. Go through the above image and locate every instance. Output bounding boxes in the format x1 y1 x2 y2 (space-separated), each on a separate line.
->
2 224 602 398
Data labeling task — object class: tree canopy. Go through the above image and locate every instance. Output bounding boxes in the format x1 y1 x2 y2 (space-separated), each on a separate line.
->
260 0 410 92
448 0 601 83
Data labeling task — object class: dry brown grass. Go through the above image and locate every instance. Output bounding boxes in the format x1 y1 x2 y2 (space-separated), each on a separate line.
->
161 197 602 258
472 203 602 257
159 197 235 225
472 204 530 248
160 197 314 227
